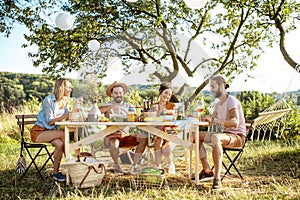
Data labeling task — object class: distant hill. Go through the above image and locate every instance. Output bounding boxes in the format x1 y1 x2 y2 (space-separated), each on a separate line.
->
1 71 299 113
0 72 55 112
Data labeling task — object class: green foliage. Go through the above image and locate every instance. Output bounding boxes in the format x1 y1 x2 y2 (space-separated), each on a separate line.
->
72 81 103 105
0 75 26 112
0 72 54 113
184 94 207 117
236 91 300 140
0 1 42 37
237 91 276 119
127 89 143 114
24 95 42 113
0 98 41 141
281 99 300 139
139 89 159 101
2 1 299 93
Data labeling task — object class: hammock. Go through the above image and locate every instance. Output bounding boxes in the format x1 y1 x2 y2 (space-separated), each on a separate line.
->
251 98 291 141
252 71 298 141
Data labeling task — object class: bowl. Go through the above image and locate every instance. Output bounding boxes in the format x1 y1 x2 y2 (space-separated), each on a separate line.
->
160 114 175 121
143 111 157 118
110 115 125 122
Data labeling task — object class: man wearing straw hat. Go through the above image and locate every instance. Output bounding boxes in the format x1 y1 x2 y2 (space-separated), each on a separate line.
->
100 81 147 174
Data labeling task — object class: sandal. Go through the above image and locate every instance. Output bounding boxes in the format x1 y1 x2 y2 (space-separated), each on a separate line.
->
191 170 214 181
113 169 124 175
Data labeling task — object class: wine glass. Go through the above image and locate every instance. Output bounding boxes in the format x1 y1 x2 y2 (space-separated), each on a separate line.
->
197 99 205 121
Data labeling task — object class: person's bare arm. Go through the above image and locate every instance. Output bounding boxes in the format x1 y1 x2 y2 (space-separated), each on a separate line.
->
99 105 113 114
214 108 239 128
202 110 218 125
48 112 69 126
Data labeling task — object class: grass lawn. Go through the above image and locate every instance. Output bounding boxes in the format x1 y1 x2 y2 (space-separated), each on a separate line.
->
0 135 299 200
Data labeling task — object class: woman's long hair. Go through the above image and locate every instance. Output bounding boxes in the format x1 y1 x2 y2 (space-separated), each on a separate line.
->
53 78 70 106
158 82 179 102
158 82 173 96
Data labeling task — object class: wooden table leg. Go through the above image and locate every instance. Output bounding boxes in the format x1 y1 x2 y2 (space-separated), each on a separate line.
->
195 125 200 185
65 126 70 161
64 126 70 185
147 132 151 167
189 128 193 179
74 127 80 157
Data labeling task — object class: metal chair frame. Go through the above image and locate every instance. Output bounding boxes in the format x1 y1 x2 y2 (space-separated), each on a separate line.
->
16 114 54 180
210 120 254 180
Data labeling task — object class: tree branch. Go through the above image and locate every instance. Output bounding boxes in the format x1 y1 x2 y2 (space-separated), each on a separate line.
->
272 1 299 73
184 9 208 61
184 6 252 109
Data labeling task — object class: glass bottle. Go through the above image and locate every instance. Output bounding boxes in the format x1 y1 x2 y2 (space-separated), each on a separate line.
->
88 103 101 122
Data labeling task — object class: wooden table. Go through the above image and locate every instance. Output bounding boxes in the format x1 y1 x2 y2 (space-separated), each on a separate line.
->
56 120 208 185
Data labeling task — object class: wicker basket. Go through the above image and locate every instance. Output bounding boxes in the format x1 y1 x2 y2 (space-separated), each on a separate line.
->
65 161 106 188
130 168 167 189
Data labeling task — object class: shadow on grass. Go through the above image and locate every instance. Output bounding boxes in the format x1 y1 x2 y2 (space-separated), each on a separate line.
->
234 141 300 179
1 140 299 199
0 166 194 199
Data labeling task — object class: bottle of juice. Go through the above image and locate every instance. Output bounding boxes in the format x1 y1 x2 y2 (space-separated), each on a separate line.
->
128 107 136 122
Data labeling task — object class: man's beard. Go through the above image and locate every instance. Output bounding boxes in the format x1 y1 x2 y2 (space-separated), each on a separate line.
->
214 88 222 98
114 96 123 103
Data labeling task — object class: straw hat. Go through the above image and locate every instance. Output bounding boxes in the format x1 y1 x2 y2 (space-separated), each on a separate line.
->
106 81 128 97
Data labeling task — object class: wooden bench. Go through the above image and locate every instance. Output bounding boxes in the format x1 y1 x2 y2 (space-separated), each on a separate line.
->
16 114 54 180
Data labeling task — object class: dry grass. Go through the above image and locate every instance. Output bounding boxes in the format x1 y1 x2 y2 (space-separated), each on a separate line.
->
0 138 299 199
0 109 299 199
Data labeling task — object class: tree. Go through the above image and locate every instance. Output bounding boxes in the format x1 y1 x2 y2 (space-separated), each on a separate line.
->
0 72 55 112
1 0 300 109
0 0 45 37
0 76 26 112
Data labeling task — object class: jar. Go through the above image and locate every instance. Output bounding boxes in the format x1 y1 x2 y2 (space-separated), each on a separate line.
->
88 103 101 122
128 107 136 122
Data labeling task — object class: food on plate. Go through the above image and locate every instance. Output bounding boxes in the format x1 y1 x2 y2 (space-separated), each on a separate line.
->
99 116 110 122
144 117 163 122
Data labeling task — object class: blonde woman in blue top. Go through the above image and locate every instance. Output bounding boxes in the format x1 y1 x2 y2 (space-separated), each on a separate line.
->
30 78 72 182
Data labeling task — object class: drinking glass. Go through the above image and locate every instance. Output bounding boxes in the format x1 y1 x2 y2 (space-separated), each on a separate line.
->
197 100 205 121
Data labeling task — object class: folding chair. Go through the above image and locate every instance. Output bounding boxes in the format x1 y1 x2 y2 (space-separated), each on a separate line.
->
210 120 254 180
16 114 54 180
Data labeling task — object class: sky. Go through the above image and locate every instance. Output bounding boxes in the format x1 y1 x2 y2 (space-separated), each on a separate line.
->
0 21 300 94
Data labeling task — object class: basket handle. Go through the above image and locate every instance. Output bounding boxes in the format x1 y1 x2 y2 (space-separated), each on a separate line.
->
79 163 106 188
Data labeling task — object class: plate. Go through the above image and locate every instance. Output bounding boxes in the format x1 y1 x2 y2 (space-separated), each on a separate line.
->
160 115 175 121
144 117 163 122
